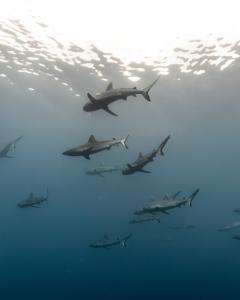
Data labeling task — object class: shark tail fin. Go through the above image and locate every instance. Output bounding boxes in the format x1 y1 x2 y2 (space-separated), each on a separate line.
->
121 233 132 248
142 76 160 101
158 135 171 155
121 134 130 149
188 189 200 207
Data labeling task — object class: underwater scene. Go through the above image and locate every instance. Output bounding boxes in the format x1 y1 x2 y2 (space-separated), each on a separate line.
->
1 1 240 299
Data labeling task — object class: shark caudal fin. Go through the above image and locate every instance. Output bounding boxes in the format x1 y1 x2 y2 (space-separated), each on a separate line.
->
142 76 160 101
188 189 200 207
121 134 130 149
158 135 171 155
121 233 132 248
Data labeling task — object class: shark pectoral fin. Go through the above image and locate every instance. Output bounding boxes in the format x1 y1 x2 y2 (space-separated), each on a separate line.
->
84 155 90 160
161 210 170 215
87 93 97 104
31 205 41 208
139 169 151 173
98 173 104 177
103 106 118 116
127 163 134 169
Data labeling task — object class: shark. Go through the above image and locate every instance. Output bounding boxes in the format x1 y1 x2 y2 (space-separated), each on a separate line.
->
85 165 121 177
0 136 23 158
233 208 240 213
83 77 160 116
63 134 129 160
218 221 240 232
129 214 161 224
18 189 49 208
134 189 200 215
89 233 132 249
168 224 195 230
122 135 170 175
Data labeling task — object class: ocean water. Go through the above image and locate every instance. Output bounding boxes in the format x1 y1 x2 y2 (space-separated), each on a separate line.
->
1 19 240 300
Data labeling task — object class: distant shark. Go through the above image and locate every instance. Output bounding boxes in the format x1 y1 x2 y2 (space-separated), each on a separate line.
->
85 165 121 177
89 233 132 249
134 189 200 215
168 224 195 230
63 134 129 160
83 77 160 116
218 221 240 232
129 214 161 224
122 135 170 175
0 136 23 158
18 189 49 208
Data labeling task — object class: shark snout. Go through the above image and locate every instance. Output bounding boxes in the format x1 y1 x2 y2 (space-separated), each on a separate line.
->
83 102 93 112
62 149 76 156
122 168 131 175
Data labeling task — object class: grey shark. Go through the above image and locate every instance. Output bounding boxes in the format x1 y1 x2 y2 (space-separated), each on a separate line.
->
134 189 200 215
63 134 129 160
85 165 121 177
18 189 48 208
218 221 240 232
122 135 170 175
129 214 161 224
168 224 195 230
0 136 23 158
83 77 160 116
89 233 132 249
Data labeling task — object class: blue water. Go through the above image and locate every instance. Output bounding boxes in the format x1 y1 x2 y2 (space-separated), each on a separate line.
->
1 39 240 299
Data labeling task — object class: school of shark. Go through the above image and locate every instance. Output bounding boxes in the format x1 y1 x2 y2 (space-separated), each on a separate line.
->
2 75 239 249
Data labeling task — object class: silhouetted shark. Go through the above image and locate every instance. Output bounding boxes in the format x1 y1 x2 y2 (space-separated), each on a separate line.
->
89 234 132 249
85 165 121 177
18 189 48 208
134 189 200 215
83 77 159 116
63 134 129 159
0 136 23 158
122 135 170 175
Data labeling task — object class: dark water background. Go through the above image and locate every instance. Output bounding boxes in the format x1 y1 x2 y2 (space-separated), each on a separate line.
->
0 22 240 299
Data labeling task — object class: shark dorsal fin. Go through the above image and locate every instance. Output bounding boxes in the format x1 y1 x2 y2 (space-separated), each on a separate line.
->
88 135 96 144
105 82 113 91
138 152 143 159
29 193 34 200
163 195 169 200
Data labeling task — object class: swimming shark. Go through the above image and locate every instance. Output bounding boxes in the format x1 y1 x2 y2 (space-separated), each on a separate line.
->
122 135 170 175
168 224 195 230
134 189 200 215
85 165 121 177
129 214 161 224
89 233 132 249
83 77 160 116
218 221 240 232
18 189 49 208
0 136 23 158
63 134 129 160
